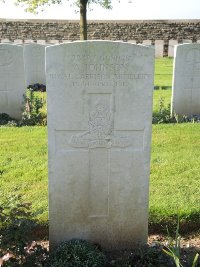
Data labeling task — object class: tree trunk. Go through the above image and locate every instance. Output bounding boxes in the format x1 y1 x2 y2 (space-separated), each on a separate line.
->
80 0 88 40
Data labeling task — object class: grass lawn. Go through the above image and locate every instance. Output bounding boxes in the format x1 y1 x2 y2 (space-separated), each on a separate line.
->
150 123 200 232
153 89 171 113
154 57 173 87
0 124 199 232
0 127 48 223
0 58 199 234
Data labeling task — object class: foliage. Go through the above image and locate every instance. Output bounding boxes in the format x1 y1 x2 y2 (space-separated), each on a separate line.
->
109 246 171 267
15 0 112 13
50 239 107 267
0 87 47 127
152 96 200 124
152 97 173 124
28 83 46 92
0 195 49 266
162 216 199 267
13 0 112 39
0 113 17 126
173 113 200 123
135 246 171 267
21 88 47 126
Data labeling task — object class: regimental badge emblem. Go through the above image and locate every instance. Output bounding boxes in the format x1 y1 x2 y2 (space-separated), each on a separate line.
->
69 101 132 148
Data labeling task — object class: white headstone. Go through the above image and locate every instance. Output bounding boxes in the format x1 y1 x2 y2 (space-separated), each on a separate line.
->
46 41 154 250
168 40 178 57
49 40 59 44
1 39 12 43
24 43 46 87
171 43 200 115
0 44 25 119
14 39 23 44
155 40 164 58
37 40 46 45
62 40 72 43
127 40 137 44
24 39 35 44
142 40 152 46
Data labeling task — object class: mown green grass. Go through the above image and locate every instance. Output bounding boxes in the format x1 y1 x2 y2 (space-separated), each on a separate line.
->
150 123 200 232
153 89 171 113
0 124 199 231
0 58 199 233
154 57 173 87
153 57 173 114
0 127 48 223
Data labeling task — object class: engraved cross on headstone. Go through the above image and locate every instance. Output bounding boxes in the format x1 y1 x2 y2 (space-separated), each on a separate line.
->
58 92 144 218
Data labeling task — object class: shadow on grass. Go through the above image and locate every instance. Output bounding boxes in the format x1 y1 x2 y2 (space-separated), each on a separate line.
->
149 212 200 235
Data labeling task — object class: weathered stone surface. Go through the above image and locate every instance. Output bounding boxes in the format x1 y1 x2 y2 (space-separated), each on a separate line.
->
24 43 46 87
24 39 35 44
1 39 12 43
37 40 46 44
172 43 200 115
155 40 164 58
168 40 178 57
46 41 154 250
142 40 152 46
127 40 137 44
0 44 25 119
14 39 23 44
0 19 198 44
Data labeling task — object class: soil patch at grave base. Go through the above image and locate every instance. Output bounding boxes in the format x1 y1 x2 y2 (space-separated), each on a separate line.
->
1 232 199 266
39 234 200 250
105 234 200 266
148 233 200 249
33 225 200 251
37 234 200 266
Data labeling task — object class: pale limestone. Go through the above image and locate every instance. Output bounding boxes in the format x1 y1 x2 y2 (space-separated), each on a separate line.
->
14 39 23 44
168 40 178 57
1 39 12 43
24 39 35 44
142 40 152 46
49 40 59 44
171 43 200 115
46 41 154 250
127 40 137 44
155 40 164 57
62 40 72 43
24 43 46 87
37 40 46 45
0 44 25 119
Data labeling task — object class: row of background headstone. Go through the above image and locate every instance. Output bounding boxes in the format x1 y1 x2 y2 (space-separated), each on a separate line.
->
0 43 46 119
1 39 200 57
1 41 199 121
